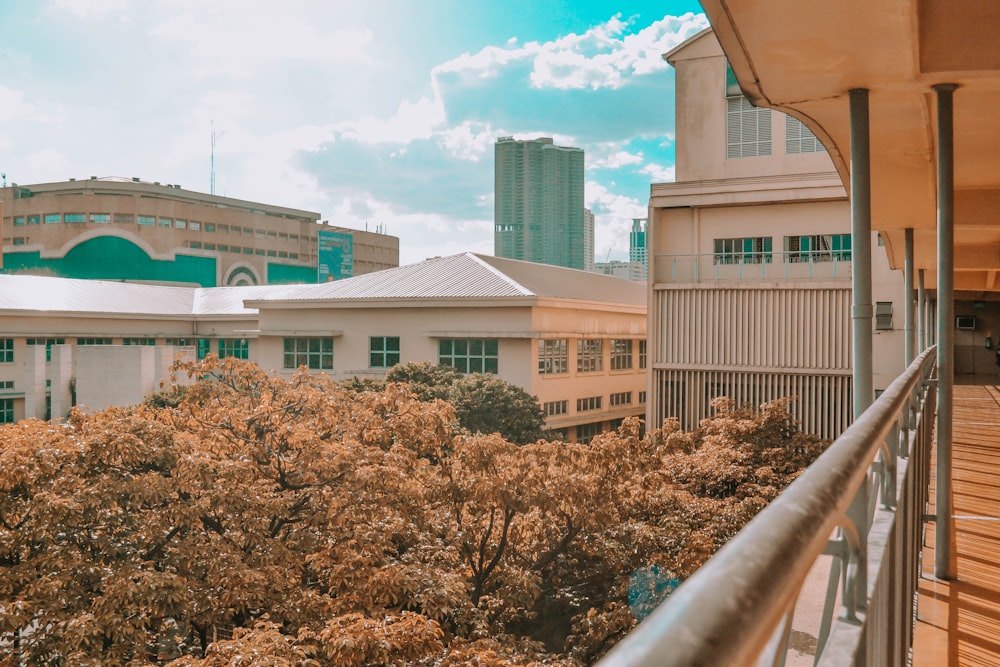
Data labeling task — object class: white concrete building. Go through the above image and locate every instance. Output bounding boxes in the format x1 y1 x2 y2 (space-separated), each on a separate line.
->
647 29 906 440
0 253 646 443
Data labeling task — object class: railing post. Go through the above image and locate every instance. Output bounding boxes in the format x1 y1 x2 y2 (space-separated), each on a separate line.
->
934 83 957 580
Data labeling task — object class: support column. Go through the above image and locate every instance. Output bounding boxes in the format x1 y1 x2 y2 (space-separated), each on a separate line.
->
934 83 958 580
850 89 874 418
905 228 916 365
845 88 873 616
917 269 926 351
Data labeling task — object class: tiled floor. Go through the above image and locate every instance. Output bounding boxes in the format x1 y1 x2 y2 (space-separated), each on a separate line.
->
913 383 1000 666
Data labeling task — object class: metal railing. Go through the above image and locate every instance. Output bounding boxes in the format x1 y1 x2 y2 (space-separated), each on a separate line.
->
653 251 852 284
598 346 937 667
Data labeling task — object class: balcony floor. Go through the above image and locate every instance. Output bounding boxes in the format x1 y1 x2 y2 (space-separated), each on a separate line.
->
913 381 1000 667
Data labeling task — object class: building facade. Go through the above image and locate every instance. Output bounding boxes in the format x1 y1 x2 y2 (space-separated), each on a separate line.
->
0 178 399 287
584 207 595 272
0 254 646 444
494 137 585 270
629 218 648 281
647 29 906 440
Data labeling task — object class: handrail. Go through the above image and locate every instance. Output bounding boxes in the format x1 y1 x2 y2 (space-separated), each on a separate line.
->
652 250 851 284
598 346 937 667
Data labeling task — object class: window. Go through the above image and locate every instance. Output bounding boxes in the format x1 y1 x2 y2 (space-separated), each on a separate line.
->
0 381 13 390
175 220 187 229
0 398 13 424
27 215 40 225
217 245 229 252
785 116 824 154
204 223 215 232
198 339 211 360
538 339 568 374
27 338 65 361
576 422 603 445
639 340 647 369
189 242 202 249
784 234 851 262
543 400 568 416
204 243 216 250
13 216 25 226
610 339 633 371
714 237 772 265
243 248 253 255
44 213 61 224
577 339 603 373
439 339 498 374
577 396 602 412
123 337 156 346
639 391 647 404
90 213 110 223
12 238 25 246
875 302 893 331
610 391 633 406
77 337 113 345
283 337 334 370
370 336 400 368
727 96 772 158
0 339 12 363
64 213 86 223
254 248 265 256
218 338 249 359
137 215 155 226
165 338 194 346
159 217 173 227
114 213 133 224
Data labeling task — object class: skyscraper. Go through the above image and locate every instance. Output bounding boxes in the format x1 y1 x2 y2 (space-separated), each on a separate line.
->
629 217 648 281
584 207 595 272
494 137 585 270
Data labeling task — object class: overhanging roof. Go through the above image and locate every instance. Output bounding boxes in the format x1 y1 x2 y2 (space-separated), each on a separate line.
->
701 0 1000 293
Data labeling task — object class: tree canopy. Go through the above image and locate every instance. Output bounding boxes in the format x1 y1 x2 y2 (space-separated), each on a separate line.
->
0 359 826 666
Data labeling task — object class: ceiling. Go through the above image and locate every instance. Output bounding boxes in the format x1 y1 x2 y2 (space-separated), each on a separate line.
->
701 0 1000 294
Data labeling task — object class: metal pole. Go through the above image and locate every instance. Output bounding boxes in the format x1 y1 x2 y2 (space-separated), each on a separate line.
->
851 89 873 418
905 228 916 366
917 269 926 351
934 83 957 580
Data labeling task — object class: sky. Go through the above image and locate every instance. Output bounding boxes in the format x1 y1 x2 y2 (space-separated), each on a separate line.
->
0 0 708 265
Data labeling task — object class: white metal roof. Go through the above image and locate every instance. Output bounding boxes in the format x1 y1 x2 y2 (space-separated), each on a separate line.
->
0 253 645 318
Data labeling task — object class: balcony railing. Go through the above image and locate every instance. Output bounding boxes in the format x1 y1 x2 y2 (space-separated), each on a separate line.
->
598 346 937 667
653 250 852 284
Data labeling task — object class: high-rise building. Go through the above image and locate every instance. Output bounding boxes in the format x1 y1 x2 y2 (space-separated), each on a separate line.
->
629 218 647 281
584 208 595 271
494 137 585 270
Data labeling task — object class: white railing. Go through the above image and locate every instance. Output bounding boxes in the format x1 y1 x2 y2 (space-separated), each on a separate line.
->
598 346 937 666
653 251 852 284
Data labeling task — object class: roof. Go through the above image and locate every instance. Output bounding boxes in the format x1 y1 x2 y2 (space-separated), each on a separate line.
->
0 254 646 318
248 253 647 306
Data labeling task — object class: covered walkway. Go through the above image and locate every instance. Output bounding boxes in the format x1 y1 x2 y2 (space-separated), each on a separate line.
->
915 382 1000 666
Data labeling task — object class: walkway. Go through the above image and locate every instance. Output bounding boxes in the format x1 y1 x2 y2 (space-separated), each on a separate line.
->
913 383 1000 666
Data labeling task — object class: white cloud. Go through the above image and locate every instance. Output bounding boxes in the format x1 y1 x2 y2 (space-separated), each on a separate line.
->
338 94 445 145
438 121 498 161
52 0 128 19
640 162 675 182
588 145 644 170
586 180 647 262
25 148 72 177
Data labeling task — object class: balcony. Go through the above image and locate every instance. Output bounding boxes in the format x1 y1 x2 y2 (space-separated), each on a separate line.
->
653 251 851 285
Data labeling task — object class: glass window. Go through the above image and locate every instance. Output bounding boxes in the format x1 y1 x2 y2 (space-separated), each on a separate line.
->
165 338 194 346
369 336 400 368
137 215 155 226
12 238 25 246
217 245 229 252
0 381 13 390
159 217 173 227
90 213 111 223
27 338 65 362
27 215 40 225
783 234 851 263
64 213 86 223
218 338 249 359
114 213 133 224
190 242 202 249
13 216 25 226
610 339 633 371
439 338 499 374
875 302 893 331
577 396 602 412
576 422 603 445
543 400 568 416
122 338 156 346
639 340 647 369
283 337 333 370
577 339 603 373
243 247 253 255
198 338 211 360
610 391 633 406
713 237 772 265
204 243 216 250
44 214 61 224
538 339 568 374
204 223 214 232
0 339 12 363
175 220 187 229
639 391 647 404
77 337 113 345
0 398 13 424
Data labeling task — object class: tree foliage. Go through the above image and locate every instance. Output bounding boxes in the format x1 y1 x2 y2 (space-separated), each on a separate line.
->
0 359 826 666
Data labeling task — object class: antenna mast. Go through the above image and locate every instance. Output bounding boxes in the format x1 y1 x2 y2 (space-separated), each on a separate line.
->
210 121 216 195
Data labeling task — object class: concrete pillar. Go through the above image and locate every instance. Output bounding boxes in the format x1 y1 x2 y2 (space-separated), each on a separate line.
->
850 88 873 418
917 269 927 351
22 345 47 420
49 344 73 421
934 83 958 580
904 228 916 366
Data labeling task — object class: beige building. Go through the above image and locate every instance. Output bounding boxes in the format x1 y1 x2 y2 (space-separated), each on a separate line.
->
648 29 906 439
0 178 399 286
0 254 646 443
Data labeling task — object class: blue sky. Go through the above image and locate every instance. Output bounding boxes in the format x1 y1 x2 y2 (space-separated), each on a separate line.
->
0 0 707 264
